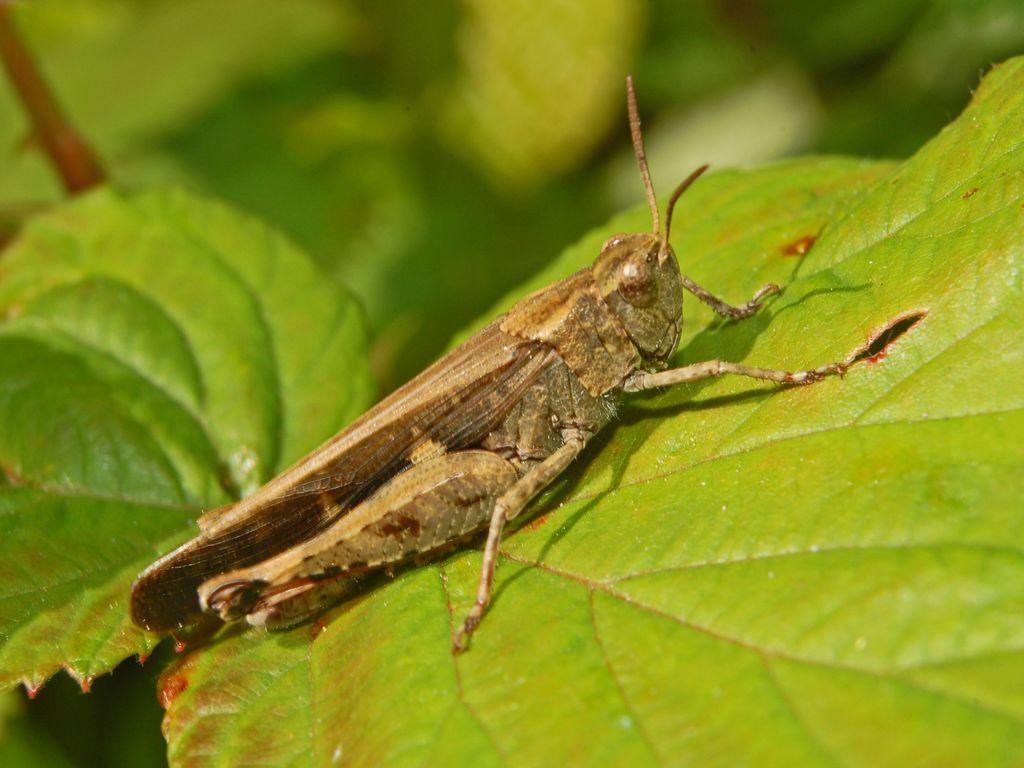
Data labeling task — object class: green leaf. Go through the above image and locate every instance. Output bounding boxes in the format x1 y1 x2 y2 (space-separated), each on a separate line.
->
0 187 374 692
157 56 1024 766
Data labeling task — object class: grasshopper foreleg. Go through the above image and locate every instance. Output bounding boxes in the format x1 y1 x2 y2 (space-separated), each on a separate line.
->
680 274 780 320
453 434 587 653
623 358 846 392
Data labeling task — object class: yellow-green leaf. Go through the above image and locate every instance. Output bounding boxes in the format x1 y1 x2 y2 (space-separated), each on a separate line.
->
159 57 1024 767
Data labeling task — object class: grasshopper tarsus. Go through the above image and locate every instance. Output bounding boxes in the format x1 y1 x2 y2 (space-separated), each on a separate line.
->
452 609 483 654
680 275 782 321
748 281 781 306
729 282 781 320
790 361 849 385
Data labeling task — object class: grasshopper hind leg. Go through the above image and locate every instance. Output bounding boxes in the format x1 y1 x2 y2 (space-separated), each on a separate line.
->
199 450 520 629
453 434 587 652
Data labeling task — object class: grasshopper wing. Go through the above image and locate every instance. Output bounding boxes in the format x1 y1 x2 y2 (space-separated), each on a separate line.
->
131 322 554 631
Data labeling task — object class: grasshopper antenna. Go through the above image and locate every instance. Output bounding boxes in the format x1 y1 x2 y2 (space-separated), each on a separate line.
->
663 164 709 248
626 75 659 236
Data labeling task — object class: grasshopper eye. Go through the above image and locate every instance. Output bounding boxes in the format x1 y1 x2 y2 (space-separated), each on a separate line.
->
619 258 656 307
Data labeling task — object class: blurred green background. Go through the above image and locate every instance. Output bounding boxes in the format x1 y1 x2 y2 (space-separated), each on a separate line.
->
1 0 1022 765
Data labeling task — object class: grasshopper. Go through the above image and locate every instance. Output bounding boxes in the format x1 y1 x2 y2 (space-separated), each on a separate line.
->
130 77 847 652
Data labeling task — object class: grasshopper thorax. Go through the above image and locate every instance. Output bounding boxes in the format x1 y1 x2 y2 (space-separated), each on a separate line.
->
593 232 682 367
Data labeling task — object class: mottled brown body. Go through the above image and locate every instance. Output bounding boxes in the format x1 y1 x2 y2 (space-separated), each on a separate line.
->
482 355 616 471
130 78 848 649
132 320 552 628
195 346 618 631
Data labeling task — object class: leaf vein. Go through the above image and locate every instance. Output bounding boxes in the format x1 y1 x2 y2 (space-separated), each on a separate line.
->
502 553 1024 727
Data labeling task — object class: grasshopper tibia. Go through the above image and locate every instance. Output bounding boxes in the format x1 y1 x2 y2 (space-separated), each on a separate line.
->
623 359 848 392
453 435 587 653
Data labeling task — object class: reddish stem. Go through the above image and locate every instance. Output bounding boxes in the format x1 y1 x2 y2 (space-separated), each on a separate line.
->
0 3 104 193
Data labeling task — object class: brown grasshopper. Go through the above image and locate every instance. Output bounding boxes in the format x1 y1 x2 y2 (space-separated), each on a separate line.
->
130 77 846 652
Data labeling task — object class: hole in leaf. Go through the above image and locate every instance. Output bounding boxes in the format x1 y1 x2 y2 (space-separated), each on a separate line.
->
852 311 927 364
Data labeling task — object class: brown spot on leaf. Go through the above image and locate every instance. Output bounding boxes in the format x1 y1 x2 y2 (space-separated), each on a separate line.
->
158 671 189 710
522 512 552 532
781 234 816 256
1 463 24 485
962 187 979 199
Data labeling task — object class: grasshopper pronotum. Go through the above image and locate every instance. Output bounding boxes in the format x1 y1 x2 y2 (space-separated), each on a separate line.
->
131 77 847 652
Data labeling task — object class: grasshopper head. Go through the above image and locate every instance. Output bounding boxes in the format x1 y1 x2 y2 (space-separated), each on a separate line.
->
594 76 708 369
594 231 682 366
